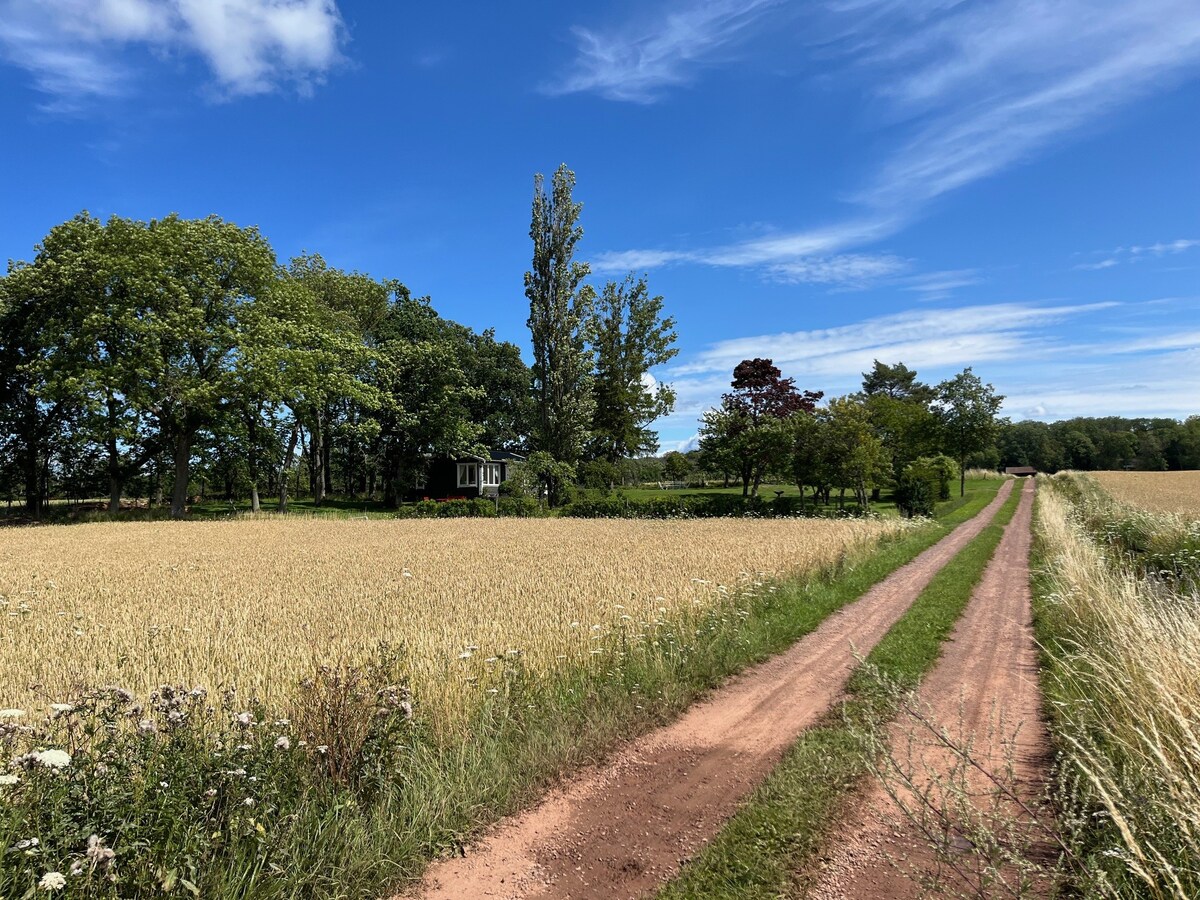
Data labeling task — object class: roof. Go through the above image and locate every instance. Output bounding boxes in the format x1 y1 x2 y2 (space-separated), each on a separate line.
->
1005 466 1038 475
451 449 527 463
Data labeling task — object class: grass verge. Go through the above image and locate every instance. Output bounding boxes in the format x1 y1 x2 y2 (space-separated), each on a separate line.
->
654 480 1022 900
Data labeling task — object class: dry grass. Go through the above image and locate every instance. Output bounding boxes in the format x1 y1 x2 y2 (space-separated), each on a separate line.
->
1091 470 1200 516
0 517 900 726
1037 476 1200 898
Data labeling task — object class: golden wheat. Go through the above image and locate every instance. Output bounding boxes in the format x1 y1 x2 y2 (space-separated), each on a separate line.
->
0 516 900 723
1091 470 1200 516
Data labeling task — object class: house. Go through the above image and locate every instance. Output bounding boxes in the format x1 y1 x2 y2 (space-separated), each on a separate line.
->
409 450 526 501
1005 465 1038 477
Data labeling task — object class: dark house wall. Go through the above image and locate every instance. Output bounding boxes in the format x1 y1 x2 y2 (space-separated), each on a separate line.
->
405 456 513 502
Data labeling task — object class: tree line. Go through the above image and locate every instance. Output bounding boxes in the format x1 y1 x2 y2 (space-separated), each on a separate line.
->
696 359 1003 511
0 165 677 519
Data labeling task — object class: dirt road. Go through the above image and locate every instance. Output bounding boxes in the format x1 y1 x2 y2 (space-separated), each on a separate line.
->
405 481 1014 900
809 478 1052 899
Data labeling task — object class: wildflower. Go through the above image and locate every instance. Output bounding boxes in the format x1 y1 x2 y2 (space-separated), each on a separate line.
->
0 709 24 720
274 736 291 751
34 749 71 769
0 774 18 785
235 712 254 728
243 797 255 807
85 834 115 869
457 650 472 659
38 872 66 891
49 704 74 717
204 788 217 798
137 719 157 735
12 838 38 851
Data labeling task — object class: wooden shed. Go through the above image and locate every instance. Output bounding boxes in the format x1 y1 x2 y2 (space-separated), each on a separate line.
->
407 450 526 502
1004 465 1038 477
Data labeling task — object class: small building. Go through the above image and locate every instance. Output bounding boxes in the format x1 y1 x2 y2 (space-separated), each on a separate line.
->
409 450 525 501
1005 465 1038 477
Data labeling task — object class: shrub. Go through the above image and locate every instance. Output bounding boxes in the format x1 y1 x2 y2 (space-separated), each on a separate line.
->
895 474 934 518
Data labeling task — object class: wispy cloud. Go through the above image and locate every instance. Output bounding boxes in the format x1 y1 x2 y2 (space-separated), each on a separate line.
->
1076 238 1200 270
591 1 1200 283
591 217 905 287
547 0 780 103
0 0 346 108
670 301 1114 379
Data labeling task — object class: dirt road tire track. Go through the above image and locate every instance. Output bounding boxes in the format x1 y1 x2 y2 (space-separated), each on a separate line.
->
809 478 1052 899
403 481 1015 900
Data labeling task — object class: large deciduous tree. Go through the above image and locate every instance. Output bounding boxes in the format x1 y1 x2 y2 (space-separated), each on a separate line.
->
526 164 595 504
588 273 678 461
934 367 1005 496
700 358 822 497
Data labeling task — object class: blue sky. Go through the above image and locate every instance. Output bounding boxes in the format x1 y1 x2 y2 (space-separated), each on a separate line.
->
1 0 1198 450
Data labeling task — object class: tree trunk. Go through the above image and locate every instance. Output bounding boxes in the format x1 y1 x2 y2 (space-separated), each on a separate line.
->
24 448 41 521
960 458 966 497
108 475 124 514
170 433 191 520
278 423 299 513
248 413 261 513
310 415 326 507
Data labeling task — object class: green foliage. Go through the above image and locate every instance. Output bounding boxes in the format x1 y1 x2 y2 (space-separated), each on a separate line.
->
393 498 498 518
934 367 1005 496
587 274 678 460
526 164 595 477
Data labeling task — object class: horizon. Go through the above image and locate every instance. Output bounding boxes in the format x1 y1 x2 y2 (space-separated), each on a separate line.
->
2 0 1198 450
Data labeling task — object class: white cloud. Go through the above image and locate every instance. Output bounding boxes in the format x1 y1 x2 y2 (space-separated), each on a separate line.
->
1076 238 1200 270
0 0 345 105
590 1 1200 284
671 301 1112 380
547 0 780 103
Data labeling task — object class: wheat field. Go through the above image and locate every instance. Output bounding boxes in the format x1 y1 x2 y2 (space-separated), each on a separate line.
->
0 517 901 723
1091 470 1200 516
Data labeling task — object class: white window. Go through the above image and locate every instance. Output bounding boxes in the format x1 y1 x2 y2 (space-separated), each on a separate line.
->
482 463 502 486
414 469 427 490
457 463 477 488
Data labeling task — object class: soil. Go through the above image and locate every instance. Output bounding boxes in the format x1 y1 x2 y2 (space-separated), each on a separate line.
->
808 478 1054 899
403 480 1015 900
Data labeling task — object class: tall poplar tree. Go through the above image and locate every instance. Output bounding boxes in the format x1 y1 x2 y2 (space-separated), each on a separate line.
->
525 164 595 502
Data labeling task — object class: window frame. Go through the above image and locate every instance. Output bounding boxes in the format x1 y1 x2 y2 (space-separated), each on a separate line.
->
481 462 502 487
456 462 478 488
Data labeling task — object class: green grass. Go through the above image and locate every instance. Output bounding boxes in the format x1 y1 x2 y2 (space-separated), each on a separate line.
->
655 479 1022 900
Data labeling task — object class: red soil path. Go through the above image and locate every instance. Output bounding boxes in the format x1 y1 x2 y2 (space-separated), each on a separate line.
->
809 478 1053 899
402 480 1015 900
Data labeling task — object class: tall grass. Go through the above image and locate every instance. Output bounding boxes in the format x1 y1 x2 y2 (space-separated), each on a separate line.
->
1035 474 1200 898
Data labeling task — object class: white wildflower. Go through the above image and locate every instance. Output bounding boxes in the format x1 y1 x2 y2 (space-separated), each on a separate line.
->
34 749 71 769
0 709 24 720
38 872 66 891
235 712 254 727
274 736 291 751
0 774 18 786
243 797 255 807
49 704 74 716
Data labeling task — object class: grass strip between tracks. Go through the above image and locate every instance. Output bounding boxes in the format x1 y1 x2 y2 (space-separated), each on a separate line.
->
655 480 1024 900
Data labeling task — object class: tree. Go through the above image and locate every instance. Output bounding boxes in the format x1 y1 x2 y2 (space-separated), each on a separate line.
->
700 359 822 498
858 360 937 483
588 274 678 461
724 358 822 423
525 164 595 504
934 368 1005 496
860 360 935 403
662 451 691 482
820 397 889 508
